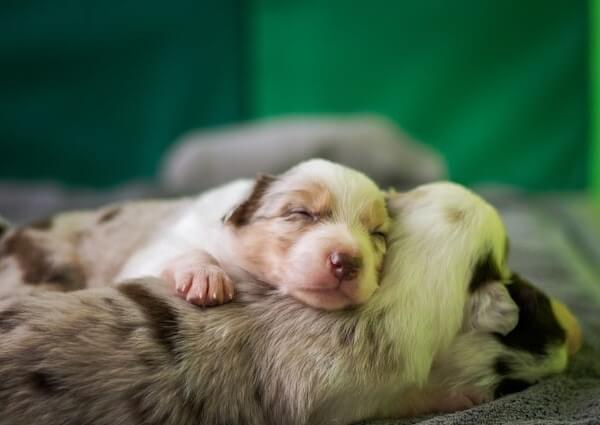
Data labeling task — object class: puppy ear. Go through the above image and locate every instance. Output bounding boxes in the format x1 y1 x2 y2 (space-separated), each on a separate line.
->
466 282 519 336
224 173 277 226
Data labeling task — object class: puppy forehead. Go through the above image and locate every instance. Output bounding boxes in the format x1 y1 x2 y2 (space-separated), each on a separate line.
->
278 160 387 221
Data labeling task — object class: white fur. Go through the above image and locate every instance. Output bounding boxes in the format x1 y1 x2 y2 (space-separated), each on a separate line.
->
117 179 253 280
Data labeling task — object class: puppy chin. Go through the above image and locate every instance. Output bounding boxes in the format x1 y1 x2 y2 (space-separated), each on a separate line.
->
282 272 378 310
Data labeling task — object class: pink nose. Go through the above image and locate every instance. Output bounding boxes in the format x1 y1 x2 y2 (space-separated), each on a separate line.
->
329 252 361 281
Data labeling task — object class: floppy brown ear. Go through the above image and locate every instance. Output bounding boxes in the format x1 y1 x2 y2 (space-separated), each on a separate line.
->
466 282 519 336
224 173 277 226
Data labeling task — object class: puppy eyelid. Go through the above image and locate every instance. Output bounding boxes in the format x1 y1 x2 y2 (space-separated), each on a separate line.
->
286 208 317 221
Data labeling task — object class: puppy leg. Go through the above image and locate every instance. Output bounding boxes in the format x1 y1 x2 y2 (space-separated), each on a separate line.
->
160 249 234 306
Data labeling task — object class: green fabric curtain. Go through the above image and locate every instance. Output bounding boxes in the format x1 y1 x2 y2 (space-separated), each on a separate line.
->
252 0 589 191
592 0 600 198
0 0 590 191
0 0 245 187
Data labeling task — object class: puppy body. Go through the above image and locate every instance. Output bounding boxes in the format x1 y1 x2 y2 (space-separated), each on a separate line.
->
0 199 184 306
118 159 390 309
0 159 389 310
1 183 576 425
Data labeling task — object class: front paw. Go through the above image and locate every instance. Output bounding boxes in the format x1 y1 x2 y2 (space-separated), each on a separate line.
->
163 265 234 307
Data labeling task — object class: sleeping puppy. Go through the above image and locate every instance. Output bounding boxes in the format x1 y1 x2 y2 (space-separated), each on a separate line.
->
0 159 390 311
118 158 390 310
0 182 581 425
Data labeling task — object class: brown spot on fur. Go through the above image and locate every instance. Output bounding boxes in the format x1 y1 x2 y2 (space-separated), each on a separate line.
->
29 216 54 230
118 282 181 359
46 265 86 291
2 230 86 290
3 231 53 284
290 181 333 218
0 306 22 332
253 383 265 406
446 207 466 223
226 174 277 226
100 297 139 338
30 371 64 394
98 207 121 223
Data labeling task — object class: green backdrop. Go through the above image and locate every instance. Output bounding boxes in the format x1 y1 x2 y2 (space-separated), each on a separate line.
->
0 0 590 191
0 0 245 187
593 0 600 199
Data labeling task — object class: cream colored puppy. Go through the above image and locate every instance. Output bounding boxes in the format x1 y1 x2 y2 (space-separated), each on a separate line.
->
118 159 390 310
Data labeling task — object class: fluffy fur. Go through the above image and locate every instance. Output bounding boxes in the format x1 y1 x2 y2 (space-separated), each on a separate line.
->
0 182 579 424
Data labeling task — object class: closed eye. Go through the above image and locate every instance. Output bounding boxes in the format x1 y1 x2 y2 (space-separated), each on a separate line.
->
287 208 317 221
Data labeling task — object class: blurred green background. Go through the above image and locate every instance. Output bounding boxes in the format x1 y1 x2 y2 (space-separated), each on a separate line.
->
0 0 592 191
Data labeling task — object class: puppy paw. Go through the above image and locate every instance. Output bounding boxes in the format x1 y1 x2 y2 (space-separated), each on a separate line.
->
163 264 235 307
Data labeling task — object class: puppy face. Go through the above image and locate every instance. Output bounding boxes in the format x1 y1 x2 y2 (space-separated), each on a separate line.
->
224 159 390 310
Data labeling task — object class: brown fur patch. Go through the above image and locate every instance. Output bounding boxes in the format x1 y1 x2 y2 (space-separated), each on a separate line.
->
118 282 181 359
29 217 54 230
30 371 65 394
226 174 277 226
445 207 466 223
0 306 22 332
3 231 53 283
2 231 86 290
45 265 86 291
98 207 122 223
288 182 333 218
